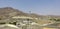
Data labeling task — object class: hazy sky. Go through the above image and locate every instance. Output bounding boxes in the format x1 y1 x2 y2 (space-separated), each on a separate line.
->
0 0 60 15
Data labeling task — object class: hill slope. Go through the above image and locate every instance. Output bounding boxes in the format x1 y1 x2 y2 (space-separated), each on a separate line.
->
0 7 29 19
0 7 60 20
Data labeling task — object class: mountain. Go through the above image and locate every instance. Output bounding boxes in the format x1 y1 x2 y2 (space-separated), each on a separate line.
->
0 7 47 19
0 7 60 20
0 7 30 19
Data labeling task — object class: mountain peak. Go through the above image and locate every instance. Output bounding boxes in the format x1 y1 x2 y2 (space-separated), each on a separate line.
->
3 7 13 9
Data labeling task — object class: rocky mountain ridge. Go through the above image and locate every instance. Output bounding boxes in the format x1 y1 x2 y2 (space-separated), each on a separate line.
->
0 7 60 19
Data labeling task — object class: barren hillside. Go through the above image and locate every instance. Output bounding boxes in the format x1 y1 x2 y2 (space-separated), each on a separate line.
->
0 7 60 20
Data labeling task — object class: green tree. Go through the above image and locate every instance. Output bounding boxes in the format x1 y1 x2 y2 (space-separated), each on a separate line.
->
49 18 60 22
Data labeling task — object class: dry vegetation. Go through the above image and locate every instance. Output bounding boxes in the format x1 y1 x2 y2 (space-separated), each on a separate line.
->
0 7 60 29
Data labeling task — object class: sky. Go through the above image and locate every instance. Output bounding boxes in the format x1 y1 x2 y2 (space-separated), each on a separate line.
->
0 0 60 15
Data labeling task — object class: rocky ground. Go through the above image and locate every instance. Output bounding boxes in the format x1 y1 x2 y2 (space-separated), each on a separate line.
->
0 7 60 29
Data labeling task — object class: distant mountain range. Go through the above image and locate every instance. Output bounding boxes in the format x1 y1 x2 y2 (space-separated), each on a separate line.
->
0 7 60 19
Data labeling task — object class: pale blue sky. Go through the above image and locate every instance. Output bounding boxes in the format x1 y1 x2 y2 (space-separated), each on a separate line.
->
0 0 60 15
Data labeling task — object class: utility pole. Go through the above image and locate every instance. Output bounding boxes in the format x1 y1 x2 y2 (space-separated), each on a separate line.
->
25 11 31 29
29 11 31 14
